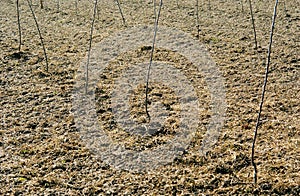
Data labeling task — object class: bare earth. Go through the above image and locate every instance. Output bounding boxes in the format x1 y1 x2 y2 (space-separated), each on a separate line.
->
0 0 299 195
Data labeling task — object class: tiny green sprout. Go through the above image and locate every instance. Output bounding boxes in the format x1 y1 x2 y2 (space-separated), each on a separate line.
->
18 177 27 182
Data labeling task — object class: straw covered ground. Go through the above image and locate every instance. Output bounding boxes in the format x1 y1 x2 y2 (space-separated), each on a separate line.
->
0 0 299 195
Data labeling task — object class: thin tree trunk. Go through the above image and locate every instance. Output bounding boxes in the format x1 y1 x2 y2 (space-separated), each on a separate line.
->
27 0 49 71
115 0 126 25
56 0 60 12
75 0 78 15
40 0 43 9
252 0 279 184
248 0 258 49
85 0 98 94
196 0 200 38
145 0 163 119
241 0 244 12
16 0 22 52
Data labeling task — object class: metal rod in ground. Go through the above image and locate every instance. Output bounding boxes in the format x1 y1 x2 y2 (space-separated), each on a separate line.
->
27 0 49 72
248 0 258 49
115 0 126 25
85 0 98 94
16 0 22 52
145 0 163 120
252 0 279 184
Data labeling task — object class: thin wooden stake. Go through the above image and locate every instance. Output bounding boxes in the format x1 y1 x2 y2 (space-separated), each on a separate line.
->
252 0 279 184
85 0 98 94
27 0 49 72
196 0 200 38
56 0 60 12
75 0 78 16
40 0 43 9
248 0 258 49
153 0 156 21
241 0 244 13
145 0 163 119
115 0 126 25
16 0 22 52
283 1 288 16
